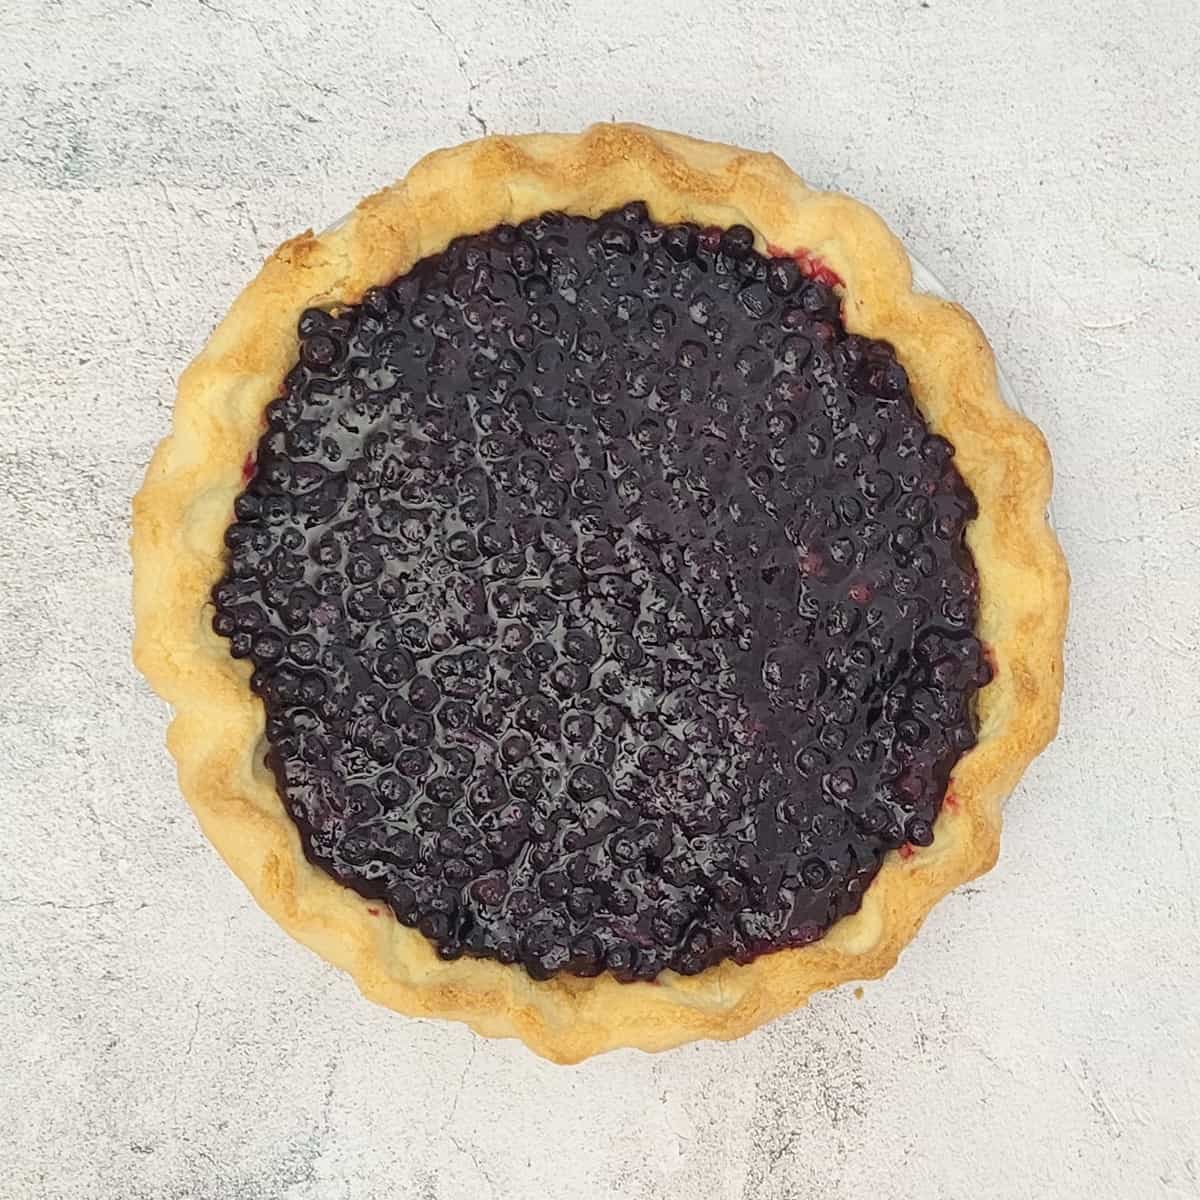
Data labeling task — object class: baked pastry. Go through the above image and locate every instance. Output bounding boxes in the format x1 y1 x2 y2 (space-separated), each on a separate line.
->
132 123 1067 1062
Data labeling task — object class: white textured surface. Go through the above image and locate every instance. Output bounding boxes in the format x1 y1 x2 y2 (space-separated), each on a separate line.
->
2 0 1198 1196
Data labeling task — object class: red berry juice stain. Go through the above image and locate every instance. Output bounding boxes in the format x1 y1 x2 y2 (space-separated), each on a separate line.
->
766 242 844 289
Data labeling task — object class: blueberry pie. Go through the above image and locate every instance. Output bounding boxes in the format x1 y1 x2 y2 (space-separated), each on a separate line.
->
133 124 1067 1061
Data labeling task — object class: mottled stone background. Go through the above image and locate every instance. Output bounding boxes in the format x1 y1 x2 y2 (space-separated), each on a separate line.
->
1 1 1197 1197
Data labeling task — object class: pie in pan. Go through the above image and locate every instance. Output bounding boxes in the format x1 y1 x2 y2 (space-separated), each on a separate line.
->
132 123 1068 1062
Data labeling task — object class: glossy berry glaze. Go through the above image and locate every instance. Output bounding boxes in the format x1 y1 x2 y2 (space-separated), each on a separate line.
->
212 203 991 981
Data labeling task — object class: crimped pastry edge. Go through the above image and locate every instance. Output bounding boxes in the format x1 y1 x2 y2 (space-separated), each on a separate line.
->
131 123 1069 1063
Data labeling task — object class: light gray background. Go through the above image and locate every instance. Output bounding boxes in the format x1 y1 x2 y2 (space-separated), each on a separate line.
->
2 1 1198 1197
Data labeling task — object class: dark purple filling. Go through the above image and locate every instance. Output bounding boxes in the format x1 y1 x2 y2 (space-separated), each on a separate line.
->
212 202 990 981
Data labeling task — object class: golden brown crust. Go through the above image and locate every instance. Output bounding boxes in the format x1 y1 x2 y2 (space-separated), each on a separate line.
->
132 123 1068 1063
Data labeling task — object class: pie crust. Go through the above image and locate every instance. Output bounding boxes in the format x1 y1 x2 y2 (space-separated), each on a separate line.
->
132 123 1068 1062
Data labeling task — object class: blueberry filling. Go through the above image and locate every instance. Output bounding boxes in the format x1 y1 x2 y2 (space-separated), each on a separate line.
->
213 202 990 981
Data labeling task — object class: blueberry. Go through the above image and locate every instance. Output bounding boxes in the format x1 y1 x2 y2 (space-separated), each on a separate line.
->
500 734 531 765
526 641 557 671
767 258 802 295
654 223 695 266
302 334 338 369
360 287 392 318
562 713 594 745
298 307 334 337
448 530 479 562
720 224 755 259
599 225 636 256
409 676 441 712
568 765 607 801
906 817 935 847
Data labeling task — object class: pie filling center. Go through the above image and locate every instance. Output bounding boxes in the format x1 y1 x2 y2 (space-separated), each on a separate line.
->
212 202 990 981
